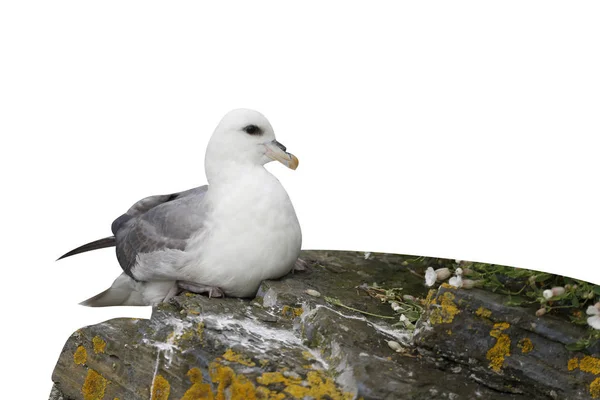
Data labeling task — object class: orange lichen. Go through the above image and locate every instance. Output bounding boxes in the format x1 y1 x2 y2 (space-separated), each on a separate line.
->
74 346 87 365
281 305 304 319
591 377 600 399
207 361 353 400
579 356 600 375
151 375 171 400
223 349 256 367
567 356 600 397
182 367 214 400
476 307 492 318
440 282 454 289
486 322 511 372
256 369 352 400
568 357 579 371
423 289 437 307
429 292 460 325
517 338 534 354
81 369 107 400
92 336 106 354
209 362 250 400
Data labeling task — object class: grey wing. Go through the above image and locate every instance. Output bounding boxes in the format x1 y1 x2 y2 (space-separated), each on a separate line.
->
112 185 208 279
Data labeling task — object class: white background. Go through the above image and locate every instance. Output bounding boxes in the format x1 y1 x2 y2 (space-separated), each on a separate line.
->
1 1 599 398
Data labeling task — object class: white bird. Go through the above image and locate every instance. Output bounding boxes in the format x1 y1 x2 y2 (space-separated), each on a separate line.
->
58 109 302 306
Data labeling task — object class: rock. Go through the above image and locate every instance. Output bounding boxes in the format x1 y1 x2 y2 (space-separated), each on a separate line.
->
414 284 600 400
49 250 598 399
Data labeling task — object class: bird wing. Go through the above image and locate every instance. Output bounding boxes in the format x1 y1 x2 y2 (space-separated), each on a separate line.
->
112 185 208 279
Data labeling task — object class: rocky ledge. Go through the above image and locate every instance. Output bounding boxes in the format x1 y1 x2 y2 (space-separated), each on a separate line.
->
50 250 600 399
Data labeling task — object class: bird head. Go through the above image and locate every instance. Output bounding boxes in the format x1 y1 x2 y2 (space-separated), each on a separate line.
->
205 109 298 182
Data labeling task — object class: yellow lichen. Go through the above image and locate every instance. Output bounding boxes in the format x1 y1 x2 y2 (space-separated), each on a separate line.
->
423 289 437 307
591 377 600 399
486 322 511 372
568 357 579 371
81 369 107 400
151 375 171 400
579 356 600 375
207 361 353 400
209 362 247 400
429 292 460 325
476 307 492 318
182 367 214 400
256 386 285 400
74 345 87 365
517 338 534 354
222 349 256 367
567 356 600 397
281 305 304 319
92 336 106 354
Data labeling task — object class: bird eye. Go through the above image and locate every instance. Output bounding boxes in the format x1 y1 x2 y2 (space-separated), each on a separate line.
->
243 124 261 135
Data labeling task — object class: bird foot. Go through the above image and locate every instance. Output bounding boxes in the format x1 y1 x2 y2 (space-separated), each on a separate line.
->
292 258 308 273
177 281 225 298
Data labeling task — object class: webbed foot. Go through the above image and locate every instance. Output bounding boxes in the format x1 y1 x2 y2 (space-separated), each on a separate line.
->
177 281 225 298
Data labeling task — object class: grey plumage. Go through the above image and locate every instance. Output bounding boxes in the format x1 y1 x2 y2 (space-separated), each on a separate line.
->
114 186 208 279
58 108 302 307
58 185 209 281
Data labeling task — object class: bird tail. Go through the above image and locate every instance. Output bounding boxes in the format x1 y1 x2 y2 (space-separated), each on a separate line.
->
80 273 178 307
56 236 116 261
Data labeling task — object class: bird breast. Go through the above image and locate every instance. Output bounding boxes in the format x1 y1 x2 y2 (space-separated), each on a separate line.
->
184 170 302 296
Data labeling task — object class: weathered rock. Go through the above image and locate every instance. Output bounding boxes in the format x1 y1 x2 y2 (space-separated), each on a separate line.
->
414 284 600 400
49 250 599 399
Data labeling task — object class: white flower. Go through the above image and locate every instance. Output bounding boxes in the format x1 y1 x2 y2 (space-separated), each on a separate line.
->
434 268 451 281
586 304 600 330
364 252 371 260
455 267 463 276
449 275 463 288
461 279 479 289
425 267 437 287
543 287 566 300
390 302 401 312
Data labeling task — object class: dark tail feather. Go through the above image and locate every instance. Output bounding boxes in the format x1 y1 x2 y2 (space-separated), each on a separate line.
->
57 236 116 261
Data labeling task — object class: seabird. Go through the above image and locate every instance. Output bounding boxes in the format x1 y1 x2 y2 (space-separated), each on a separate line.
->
58 109 302 306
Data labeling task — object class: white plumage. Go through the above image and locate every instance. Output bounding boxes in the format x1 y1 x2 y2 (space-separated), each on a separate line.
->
61 109 302 306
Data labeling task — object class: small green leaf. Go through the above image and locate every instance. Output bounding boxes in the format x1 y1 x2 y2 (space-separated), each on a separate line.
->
571 296 580 307
566 341 588 351
535 273 552 282
505 297 525 306
592 286 600 295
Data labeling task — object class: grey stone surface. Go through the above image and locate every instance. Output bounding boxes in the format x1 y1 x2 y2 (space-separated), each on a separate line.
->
49 250 599 399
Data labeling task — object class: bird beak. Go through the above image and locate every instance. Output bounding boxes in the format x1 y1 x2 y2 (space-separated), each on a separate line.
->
265 140 299 170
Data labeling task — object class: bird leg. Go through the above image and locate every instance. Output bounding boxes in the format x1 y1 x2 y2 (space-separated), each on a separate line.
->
177 281 225 298
292 258 308 273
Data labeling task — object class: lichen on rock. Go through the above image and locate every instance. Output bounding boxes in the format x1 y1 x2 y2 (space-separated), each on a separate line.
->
49 250 600 400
